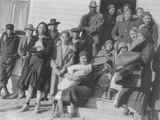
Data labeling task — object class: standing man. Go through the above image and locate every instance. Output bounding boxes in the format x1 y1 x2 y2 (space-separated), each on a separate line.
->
0 24 19 98
112 10 134 44
79 0 104 57
48 18 60 44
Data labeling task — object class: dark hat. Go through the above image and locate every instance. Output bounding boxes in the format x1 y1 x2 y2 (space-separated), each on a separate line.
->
71 27 81 33
89 1 97 8
48 18 60 26
6 24 14 30
79 51 88 57
108 4 115 10
24 24 35 31
143 11 152 18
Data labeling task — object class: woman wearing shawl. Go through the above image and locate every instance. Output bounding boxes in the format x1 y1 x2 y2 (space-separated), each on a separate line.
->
115 27 154 120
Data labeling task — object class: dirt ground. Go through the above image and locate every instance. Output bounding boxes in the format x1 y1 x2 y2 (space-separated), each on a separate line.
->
0 98 130 120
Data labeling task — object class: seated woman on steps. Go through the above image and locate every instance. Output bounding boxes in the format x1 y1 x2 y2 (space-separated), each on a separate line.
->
51 51 98 118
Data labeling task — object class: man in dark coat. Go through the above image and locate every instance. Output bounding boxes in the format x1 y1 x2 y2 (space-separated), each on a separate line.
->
79 0 104 57
0 24 19 98
112 10 134 44
103 4 116 43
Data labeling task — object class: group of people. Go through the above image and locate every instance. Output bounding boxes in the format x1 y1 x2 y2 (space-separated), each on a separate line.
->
0 0 160 120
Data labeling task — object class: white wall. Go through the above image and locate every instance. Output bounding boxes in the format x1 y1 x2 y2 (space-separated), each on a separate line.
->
28 0 100 31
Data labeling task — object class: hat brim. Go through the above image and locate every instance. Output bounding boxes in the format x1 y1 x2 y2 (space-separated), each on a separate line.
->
48 22 60 26
89 5 97 8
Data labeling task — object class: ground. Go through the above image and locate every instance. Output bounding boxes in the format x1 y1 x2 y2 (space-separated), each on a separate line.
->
0 98 130 120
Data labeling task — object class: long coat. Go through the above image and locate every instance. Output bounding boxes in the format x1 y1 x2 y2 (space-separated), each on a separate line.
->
50 42 75 96
103 14 116 43
12 36 36 76
111 20 135 43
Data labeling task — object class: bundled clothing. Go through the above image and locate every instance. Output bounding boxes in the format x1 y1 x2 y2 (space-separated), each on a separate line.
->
115 38 154 116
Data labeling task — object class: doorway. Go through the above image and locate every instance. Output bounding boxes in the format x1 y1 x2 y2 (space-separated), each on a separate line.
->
100 0 137 14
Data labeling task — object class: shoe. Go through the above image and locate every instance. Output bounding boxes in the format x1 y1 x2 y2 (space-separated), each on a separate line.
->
1 93 10 99
18 94 25 99
34 104 40 113
7 93 18 99
19 104 29 112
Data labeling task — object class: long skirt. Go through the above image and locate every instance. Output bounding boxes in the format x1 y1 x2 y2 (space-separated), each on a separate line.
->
61 85 93 106
117 87 149 115
19 55 49 91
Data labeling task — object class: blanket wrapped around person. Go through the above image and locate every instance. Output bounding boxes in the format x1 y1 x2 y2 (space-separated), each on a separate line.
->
114 32 154 116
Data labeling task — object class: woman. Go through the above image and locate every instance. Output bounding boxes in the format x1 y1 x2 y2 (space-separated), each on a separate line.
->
115 27 154 120
20 22 51 113
52 51 96 118
139 11 158 48
50 31 75 107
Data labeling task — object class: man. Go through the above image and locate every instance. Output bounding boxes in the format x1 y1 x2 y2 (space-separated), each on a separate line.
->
132 7 144 27
112 10 135 44
0 24 19 98
8 24 35 99
116 3 132 22
103 4 116 43
79 0 104 57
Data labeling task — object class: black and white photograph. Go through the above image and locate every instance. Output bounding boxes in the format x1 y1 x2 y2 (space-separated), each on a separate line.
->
0 0 159 120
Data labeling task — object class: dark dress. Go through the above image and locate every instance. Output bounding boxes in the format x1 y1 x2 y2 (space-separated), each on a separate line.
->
116 40 154 115
0 32 19 86
20 36 51 91
152 46 160 110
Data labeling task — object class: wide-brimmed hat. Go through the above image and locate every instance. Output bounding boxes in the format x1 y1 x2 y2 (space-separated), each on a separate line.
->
24 24 35 31
89 1 97 8
48 18 60 26
6 24 14 30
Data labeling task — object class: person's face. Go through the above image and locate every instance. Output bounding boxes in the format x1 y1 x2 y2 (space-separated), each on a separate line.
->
123 6 130 12
48 25 57 32
129 30 137 41
124 11 132 21
72 32 79 39
89 7 97 13
61 33 69 44
136 9 144 18
143 15 152 25
25 29 33 37
6 29 13 36
108 7 116 15
80 56 88 65
38 24 47 35
105 43 113 51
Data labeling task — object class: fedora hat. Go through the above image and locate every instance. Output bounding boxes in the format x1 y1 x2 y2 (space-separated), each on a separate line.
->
24 24 35 31
48 18 60 26
6 24 14 30
89 1 97 8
